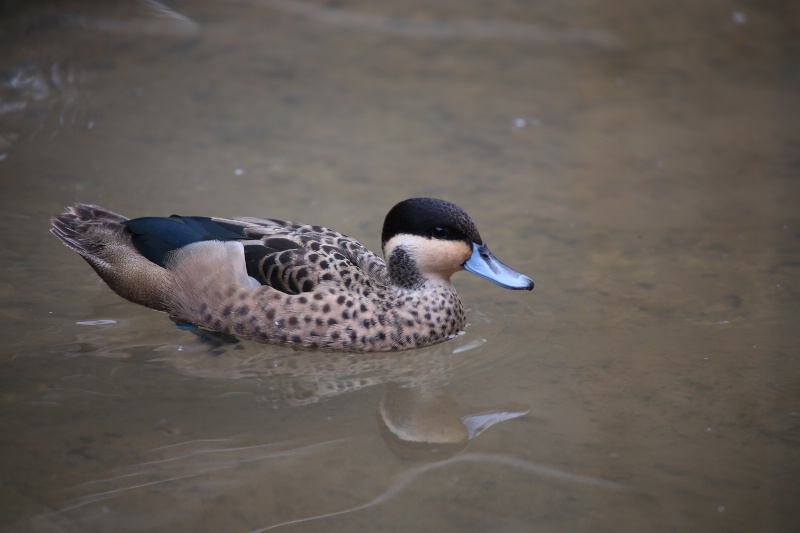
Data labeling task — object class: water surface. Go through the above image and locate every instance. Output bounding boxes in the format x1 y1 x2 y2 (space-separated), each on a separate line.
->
1 1 798 532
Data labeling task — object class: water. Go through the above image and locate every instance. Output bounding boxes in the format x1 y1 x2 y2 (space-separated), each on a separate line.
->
1 1 798 531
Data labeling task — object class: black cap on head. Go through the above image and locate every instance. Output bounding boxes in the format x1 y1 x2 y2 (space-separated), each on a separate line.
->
381 198 482 247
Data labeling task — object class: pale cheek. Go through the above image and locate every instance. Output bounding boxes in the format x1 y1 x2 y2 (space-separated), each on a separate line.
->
457 246 472 265
445 241 472 267
420 242 471 275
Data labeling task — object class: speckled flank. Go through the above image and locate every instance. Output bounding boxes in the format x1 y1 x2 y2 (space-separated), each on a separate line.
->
207 281 465 351
165 240 465 351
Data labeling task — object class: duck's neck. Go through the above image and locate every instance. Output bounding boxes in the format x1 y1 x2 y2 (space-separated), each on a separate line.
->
386 246 428 289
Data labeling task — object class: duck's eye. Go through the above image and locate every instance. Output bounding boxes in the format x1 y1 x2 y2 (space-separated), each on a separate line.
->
431 226 449 239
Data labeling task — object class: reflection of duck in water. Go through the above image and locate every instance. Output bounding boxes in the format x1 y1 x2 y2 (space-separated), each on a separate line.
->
155 336 528 454
378 382 528 459
52 198 533 351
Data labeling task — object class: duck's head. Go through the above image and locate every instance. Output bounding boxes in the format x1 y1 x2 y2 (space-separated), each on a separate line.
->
381 198 534 291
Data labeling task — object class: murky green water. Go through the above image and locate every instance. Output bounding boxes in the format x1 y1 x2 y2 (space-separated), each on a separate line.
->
1 1 798 532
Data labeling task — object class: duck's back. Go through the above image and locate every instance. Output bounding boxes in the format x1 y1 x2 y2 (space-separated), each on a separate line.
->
123 214 392 296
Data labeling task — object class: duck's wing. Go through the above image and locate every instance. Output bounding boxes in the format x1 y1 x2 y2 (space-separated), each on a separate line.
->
123 215 390 295
226 217 391 295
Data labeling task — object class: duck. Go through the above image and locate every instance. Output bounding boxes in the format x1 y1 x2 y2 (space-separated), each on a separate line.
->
51 198 533 352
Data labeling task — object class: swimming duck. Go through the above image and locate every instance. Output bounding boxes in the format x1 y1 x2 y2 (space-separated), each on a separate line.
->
51 198 533 352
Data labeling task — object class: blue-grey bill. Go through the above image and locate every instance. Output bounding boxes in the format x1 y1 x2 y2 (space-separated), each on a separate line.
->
463 243 534 290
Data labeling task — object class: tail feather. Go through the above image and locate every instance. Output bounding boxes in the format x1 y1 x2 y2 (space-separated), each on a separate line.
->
50 204 129 262
51 204 173 312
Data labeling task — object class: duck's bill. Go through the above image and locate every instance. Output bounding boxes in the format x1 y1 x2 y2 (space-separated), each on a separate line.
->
463 243 534 290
